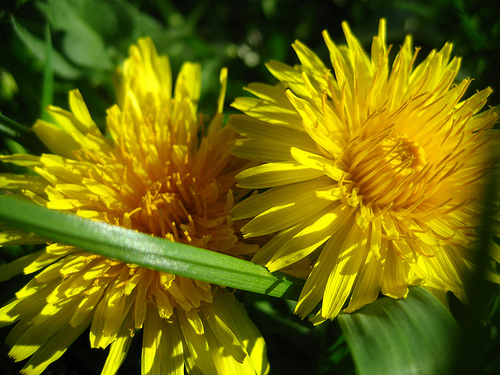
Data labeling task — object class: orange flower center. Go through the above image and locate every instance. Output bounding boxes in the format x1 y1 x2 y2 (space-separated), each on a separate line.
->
380 136 426 173
344 133 428 210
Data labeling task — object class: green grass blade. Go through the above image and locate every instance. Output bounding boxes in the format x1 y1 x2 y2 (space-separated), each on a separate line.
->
0 194 303 300
338 287 460 375
41 24 54 122
0 112 30 135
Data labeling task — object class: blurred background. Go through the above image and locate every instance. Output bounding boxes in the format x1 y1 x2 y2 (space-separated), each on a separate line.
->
0 0 499 374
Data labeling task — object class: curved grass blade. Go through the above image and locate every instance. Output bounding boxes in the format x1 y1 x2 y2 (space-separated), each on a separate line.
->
41 23 54 122
338 287 460 375
0 194 303 300
0 112 30 136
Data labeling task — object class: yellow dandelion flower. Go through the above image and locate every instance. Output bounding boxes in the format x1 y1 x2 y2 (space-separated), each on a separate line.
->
229 19 500 324
0 37 269 375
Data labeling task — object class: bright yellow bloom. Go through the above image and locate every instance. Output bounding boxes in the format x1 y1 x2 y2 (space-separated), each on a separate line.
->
0 38 269 374
229 19 500 323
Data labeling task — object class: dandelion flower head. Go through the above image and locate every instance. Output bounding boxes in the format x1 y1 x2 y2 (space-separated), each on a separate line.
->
230 19 500 323
0 37 268 374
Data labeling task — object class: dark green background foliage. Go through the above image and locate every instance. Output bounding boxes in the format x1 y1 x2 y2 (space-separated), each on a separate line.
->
0 0 499 374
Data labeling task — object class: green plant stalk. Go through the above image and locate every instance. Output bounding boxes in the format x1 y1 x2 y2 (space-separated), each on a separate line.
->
41 23 54 122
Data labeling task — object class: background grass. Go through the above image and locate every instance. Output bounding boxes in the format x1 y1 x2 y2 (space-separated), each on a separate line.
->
0 0 499 374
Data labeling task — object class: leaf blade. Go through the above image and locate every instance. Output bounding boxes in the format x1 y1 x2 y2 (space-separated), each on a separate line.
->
338 287 460 375
0 194 303 300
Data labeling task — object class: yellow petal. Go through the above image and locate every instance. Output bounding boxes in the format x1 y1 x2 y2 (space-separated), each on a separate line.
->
321 222 369 320
344 237 388 313
381 242 411 298
0 250 44 281
212 293 270 374
236 161 324 189
295 233 344 319
241 186 332 238
20 314 92 375
0 173 47 194
231 178 330 220
266 60 311 100
178 309 217 374
217 68 228 114
68 89 101 136
232 93 302 128
290 147 345 179
175 62 202 106
205 308 246 363
141 304 163 375
32 120 88 159
267 204 355 272
0 231 46 247
101 321 134 375
0 154 43 167
162 320 185 375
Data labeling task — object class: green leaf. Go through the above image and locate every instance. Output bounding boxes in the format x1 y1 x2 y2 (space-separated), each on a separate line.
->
40 0 124 41
0 194 303 300
338 287 460 375
37 0 113 71
61 31 113 71
12 18 81 79
0 112 30 135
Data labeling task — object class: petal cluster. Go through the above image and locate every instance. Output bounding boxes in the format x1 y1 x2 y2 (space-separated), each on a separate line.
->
230 20 500 323
0 38 268 374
